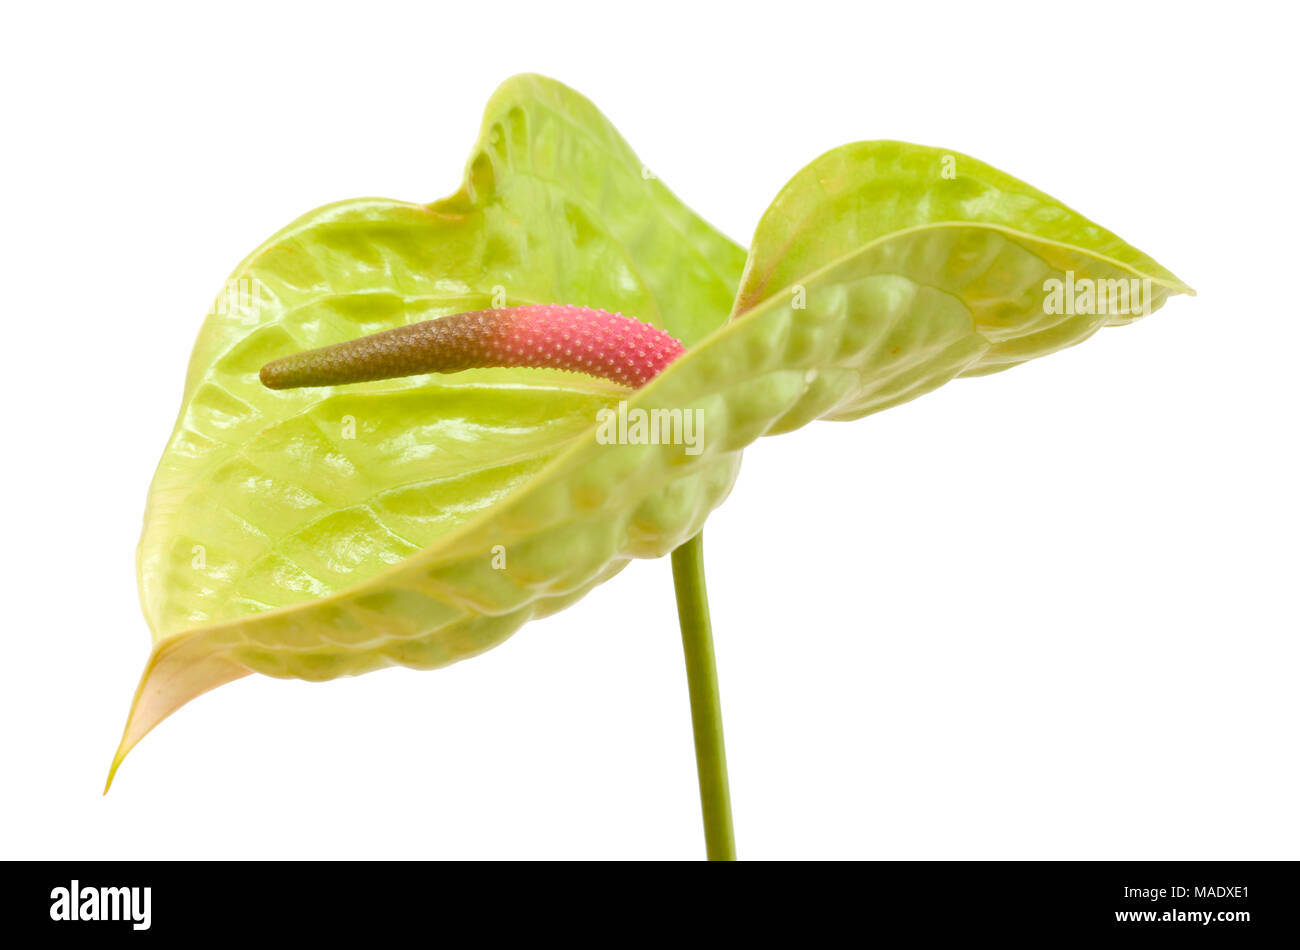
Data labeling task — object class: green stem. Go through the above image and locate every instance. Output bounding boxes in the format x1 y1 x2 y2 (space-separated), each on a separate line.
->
670 531 736 861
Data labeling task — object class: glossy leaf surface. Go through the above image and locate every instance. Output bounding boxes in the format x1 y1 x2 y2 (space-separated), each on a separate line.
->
114 75 746 782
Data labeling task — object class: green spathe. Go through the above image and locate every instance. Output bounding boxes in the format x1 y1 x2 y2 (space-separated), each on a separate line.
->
110 73 1192 788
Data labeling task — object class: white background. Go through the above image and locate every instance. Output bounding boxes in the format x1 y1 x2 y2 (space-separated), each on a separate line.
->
2 1 1296 860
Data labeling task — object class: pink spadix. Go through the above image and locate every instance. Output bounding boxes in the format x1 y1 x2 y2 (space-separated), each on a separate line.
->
260 305 685 390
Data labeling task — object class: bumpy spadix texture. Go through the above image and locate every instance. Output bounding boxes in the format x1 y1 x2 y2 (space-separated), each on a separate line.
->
110 74 1192 790
260 306 685 390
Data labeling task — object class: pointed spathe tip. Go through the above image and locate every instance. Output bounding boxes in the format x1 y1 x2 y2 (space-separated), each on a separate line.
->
105 635 250 794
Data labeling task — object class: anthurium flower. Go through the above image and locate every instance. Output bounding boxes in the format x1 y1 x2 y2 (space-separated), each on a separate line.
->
111 75 1192 856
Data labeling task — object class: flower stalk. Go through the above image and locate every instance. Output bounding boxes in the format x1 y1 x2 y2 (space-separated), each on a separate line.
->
671 531 735 861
